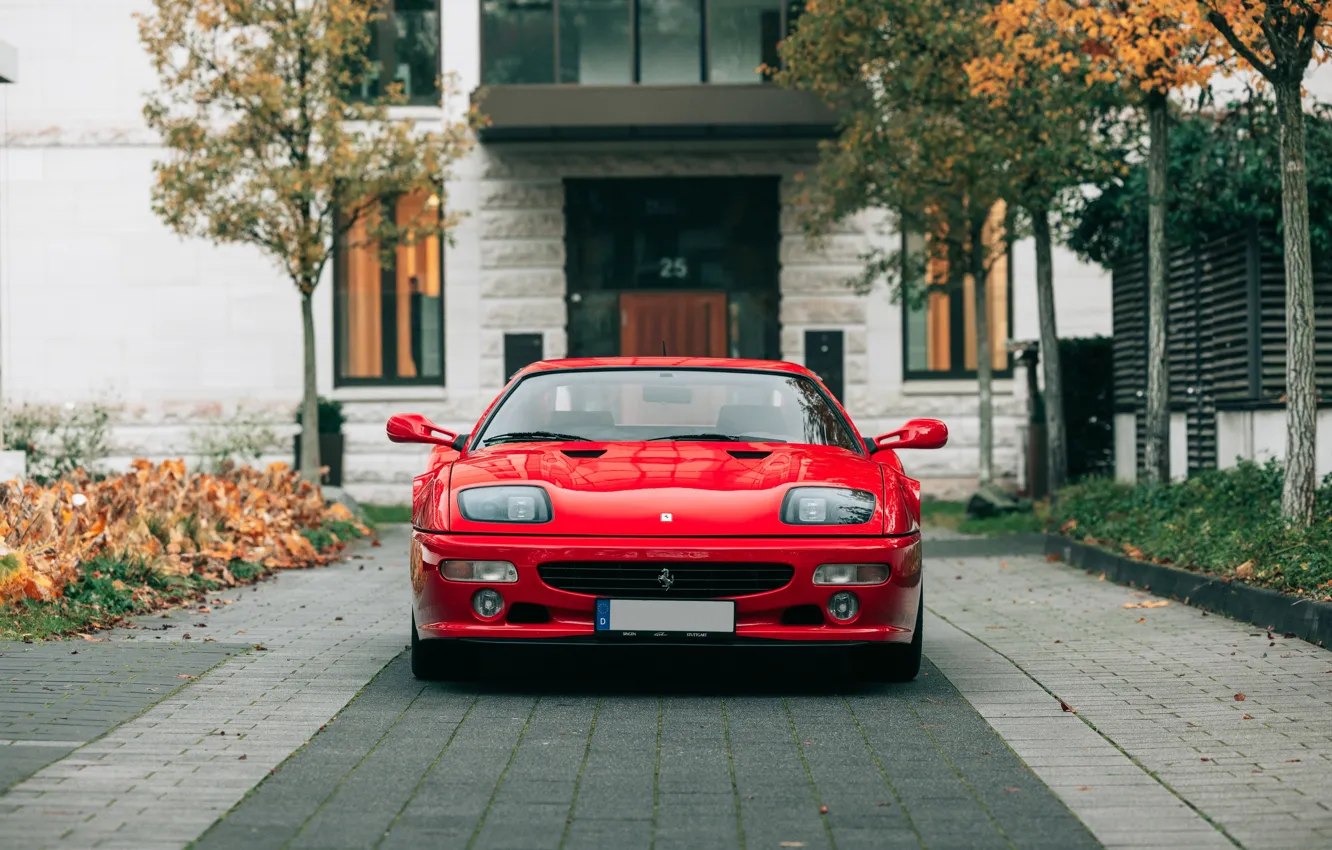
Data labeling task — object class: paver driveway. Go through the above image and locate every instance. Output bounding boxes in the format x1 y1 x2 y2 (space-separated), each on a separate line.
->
5 526 1332 849
193 647 1097 850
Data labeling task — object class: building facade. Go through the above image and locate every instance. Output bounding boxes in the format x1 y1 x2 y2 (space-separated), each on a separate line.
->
0 0 1113 504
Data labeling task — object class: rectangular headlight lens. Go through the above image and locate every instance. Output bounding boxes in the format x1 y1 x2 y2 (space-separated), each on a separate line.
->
798 497 828 523
813 564 890 585
457 486 552 523
781 487 876 525
442 560 518 583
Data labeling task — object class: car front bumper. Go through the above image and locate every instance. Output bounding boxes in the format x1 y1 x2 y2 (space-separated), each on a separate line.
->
411 531 923 645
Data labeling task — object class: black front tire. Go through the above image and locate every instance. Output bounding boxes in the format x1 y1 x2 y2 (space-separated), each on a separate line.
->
853 592 923 683
411 615 478 681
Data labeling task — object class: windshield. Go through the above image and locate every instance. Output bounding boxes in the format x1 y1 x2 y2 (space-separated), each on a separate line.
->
476 369 861 451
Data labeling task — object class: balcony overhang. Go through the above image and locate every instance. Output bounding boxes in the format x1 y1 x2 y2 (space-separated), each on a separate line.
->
473 84 838 143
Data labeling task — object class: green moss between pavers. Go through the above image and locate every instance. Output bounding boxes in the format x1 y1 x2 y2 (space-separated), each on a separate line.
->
1052 461 1332 599
1 521 369 642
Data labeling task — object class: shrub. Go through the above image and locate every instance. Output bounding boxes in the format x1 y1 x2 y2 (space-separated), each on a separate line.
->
188 408 283 474
1053 461 1332 597
3 403 113 483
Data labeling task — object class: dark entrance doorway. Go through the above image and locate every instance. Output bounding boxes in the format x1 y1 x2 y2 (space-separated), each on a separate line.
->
564 177 781 359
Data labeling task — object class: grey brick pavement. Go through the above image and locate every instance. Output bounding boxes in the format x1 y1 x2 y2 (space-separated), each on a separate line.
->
0 641 240 792
195 648 1100 850
926 550 1332 850
0 527 409 850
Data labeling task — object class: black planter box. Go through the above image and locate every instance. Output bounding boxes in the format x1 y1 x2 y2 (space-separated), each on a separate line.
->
293 432 344 487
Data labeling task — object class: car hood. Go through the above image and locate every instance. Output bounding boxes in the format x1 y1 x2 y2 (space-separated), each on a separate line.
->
445 443 912 537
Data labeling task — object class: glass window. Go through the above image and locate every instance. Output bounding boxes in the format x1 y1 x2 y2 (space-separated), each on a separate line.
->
559 0 632 83
476 369 860 450
638 0 702 83
335 192 443 385
904 202 1011 378
482 0 556 84
707 0 783 83
355 0 440 105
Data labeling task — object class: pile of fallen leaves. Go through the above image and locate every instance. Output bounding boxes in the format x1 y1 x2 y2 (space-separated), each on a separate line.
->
1053 460 1332 599
0 459 369 606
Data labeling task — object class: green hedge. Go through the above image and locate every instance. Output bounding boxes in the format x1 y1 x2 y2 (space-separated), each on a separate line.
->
1053 462 1332 597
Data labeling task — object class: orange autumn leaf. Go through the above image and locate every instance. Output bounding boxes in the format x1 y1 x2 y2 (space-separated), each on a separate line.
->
0 459 368 607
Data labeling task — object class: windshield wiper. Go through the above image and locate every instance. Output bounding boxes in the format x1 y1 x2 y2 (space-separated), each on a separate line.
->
483 431 588 446
648 433 782 443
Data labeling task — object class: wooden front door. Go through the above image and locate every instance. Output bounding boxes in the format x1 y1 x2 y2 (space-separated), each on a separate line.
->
620 292 728 357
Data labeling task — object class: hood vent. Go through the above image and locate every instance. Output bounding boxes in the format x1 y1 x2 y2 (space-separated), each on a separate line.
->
726 450 771 460
561 449 607 459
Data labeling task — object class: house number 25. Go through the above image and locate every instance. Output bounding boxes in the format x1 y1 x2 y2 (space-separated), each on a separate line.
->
659 257 688 279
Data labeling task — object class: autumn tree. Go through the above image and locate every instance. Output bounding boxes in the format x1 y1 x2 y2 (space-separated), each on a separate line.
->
968 40 1129 495
980 0 1224 486
776 0 1012 487
1199 1 1330 525
137 0 473 484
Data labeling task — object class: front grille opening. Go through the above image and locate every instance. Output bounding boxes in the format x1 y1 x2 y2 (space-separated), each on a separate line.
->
538 562 794 599
781 604 825 626
506 603 550 624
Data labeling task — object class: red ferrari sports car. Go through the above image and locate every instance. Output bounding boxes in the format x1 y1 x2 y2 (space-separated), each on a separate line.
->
387 358 946 682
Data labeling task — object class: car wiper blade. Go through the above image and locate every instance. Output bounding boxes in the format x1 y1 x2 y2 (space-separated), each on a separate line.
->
647 433 768 442
483 431 588 445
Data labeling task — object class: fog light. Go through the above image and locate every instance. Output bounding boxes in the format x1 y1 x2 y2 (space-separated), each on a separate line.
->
827 591 859 621
472 589 504 619
813 564 889 585
443 560 518 583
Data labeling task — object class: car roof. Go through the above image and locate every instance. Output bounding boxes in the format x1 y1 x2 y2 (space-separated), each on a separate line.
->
511 357 820 379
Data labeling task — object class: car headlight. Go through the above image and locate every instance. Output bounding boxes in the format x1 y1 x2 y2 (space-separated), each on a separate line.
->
442 560 519 583
457 486 552 523
813 564 890 585
780 487 876 525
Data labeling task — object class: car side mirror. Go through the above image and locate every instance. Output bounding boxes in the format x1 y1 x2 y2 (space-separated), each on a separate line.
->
386 413 459 447
451 433 470 451
872 418 948 451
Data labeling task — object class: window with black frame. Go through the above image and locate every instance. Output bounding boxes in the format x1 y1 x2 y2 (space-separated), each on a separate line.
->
902 203 1014 380
481 0 803 85
334 192 444 386
353 0 441 106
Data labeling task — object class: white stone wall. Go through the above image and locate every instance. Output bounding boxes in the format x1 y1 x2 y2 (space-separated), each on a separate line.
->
1215 409 1332 478
1011 238 1112 342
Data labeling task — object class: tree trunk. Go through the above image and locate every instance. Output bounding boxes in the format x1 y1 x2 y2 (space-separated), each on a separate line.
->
1032 205 1067 496
970 213 993 487
1274 80 1317 526
1142 91 1171 484
298 289 321 486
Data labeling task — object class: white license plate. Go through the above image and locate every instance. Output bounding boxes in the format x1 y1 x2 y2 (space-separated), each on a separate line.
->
595 599 735 635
